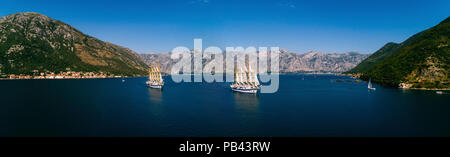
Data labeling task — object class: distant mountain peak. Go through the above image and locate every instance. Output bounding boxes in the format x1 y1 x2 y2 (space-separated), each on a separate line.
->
1 12 51 22
140 50 369 74
344 51 361 55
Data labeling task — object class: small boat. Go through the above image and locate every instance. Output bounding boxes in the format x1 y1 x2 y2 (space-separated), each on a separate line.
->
436 91 443 94
146 64 164 89
368 79 376 90
230 65 261 94
122 78 125 82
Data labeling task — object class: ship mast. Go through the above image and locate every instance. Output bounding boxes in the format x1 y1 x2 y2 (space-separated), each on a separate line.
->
243 66 250 87
148 66 152 81
236 67 241 86
150 65 156 82
152 64 156 82
253 69 260 87
234 67 239 84
240 67 246 86
248 66 257 87
156 64 163 82
249 65 260 88
147 63 164 88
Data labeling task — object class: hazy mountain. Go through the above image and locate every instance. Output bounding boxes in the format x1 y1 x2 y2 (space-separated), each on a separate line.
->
0 13 149 76
347 17 449 89
140 50 369 74
278 50 369 73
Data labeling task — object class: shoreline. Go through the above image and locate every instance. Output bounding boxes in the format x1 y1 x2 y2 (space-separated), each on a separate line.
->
401 88 450 91
2 75 449 91
0 77 143 80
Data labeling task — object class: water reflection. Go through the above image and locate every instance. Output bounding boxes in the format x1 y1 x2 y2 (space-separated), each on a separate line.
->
233 92 260 112
233 92 261 132
147 88 164 117
400 89 412 94
147 88 163 104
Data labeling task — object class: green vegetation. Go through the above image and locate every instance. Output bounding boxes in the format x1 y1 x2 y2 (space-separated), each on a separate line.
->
0 13 149 76
346 17 450 89
346 42 400 74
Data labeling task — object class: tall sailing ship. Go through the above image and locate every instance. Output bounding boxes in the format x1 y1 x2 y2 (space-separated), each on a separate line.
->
230 64 261 94
146 64 164 89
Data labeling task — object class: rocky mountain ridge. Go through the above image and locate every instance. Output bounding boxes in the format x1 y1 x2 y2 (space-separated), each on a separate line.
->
140 50 369 74
0 12 149 76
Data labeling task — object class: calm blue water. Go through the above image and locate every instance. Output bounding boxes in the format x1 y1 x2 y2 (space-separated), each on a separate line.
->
0 74 449 137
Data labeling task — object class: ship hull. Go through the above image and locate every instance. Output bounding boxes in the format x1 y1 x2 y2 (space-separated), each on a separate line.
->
147 84 163 89
232 88 258 94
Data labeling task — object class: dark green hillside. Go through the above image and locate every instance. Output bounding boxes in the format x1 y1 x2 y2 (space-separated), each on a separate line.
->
0 13 149 76
347 17 449 89
346 42 400 74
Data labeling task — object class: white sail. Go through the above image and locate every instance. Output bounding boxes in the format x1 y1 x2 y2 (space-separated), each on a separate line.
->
150 66 153 81
237 68 242 85
368 79 376 90
147 63 164 88
156 66 159 81
158 67 164 82
236 69 241 85
249 66 259 87
247 66 254 88
151 66 155 81
243 67 248 86
231 64 260 93
240 67 247 85
155 67 158 81
149 65 160 82
156 65 163 82
155 66 159 81
150 67 153 81
253 72 259 87
238 68 244 85
233 67 238 85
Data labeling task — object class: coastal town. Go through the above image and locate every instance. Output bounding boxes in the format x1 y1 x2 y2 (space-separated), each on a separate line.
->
0 71 126 79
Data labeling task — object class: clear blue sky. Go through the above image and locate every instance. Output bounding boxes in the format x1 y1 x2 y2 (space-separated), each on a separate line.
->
1 0 449 53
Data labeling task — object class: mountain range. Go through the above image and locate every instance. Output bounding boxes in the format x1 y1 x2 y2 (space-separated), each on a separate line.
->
140 50 369 74
0 13 149 76
347 17 449 89
0 12 370 77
